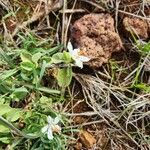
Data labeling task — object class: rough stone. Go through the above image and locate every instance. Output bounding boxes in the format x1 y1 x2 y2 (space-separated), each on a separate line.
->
79 130 96 148
123 17 149 39
71 13 122 68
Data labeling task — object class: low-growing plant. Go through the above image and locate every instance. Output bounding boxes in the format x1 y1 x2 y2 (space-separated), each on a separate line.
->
0 34 88 149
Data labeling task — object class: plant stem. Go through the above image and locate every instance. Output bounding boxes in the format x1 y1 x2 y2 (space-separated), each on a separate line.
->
60 87 66 101
0 116 38 139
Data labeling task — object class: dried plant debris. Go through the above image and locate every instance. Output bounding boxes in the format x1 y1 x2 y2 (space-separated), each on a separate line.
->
123 17 149 39
1 0 63 36
71 13 122 68
79 130 96 148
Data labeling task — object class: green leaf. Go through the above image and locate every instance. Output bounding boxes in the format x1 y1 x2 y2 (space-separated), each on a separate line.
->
20 72 32 81
39 96 52 104
0 125 9 133
134 83 150 93
39 60 47 80
32 69 40 86
63 51 72 63
0 83 11 93
0 104 12 116
0 48 14 67
6 109 21 122
142 44 150 53
0 137 10 144
44 45 62 56
51 52 65 64
51 51 72 64
10 87 28 100
32 52 43 66
0 69 18 82
21 62 35 71
20 51 32 62
137 41 150 54
56 67 72 87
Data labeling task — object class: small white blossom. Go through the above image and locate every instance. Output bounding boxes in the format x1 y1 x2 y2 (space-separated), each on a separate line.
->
67 42 90 68
41 116 61 140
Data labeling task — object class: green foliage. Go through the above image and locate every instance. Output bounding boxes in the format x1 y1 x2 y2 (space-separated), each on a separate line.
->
51 51 72 64
134 83 150 93
56 67 72 87
0 34 74 149
10 87 28 101
0 103 22 144
137 40 150 54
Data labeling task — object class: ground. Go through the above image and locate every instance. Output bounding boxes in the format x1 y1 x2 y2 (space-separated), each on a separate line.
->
0 0 150 150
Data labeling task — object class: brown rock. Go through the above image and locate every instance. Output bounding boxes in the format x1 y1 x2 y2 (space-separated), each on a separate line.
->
123 17 149 39
79 130 96 148
71 13 122 68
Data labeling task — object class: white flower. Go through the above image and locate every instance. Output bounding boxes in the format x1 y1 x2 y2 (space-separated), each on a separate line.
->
67 42 90 68
41 116 61 140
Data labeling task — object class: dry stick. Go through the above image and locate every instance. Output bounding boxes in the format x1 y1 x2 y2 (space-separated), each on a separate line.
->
61 0 67 46
65 120 104 129
56 22 61 45
64 111 97 116
115 0 120 34
12 0 63 37
80 0 106 11
87 92 141 148
64 0 77 46
0 1 9 11
59 9 85 13
118 9 150 21
45 0 51 28
75 74 141 148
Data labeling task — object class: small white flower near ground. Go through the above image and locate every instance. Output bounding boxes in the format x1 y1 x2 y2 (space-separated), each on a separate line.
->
67 42 90 68
41 116 61 140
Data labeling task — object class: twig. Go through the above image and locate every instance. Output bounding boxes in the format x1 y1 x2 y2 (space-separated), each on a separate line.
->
64 111 98 116
65 120 104 129
80 0 105 11
61 0 67 46
59 9 85 13
64 0 77 47
118 9 150 21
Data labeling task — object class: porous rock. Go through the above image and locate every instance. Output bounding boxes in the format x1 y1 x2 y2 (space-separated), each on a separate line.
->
71 13 122 68
123 17 149 39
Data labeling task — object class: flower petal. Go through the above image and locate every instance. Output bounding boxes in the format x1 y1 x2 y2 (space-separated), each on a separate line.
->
79 56 90 62
54 116 60 124
47 116 53 124
67 42 73 52
75 60 83 68
41 125 48 133
73 48 80 56
47 127 53 140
